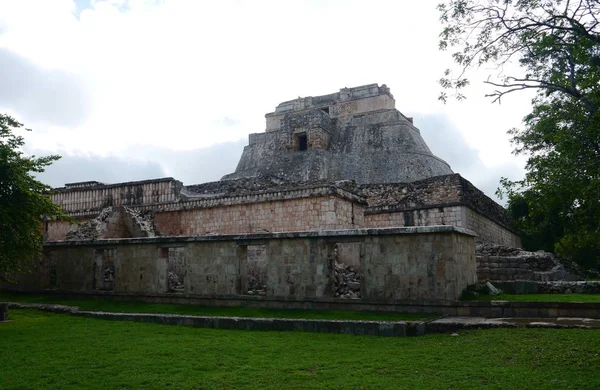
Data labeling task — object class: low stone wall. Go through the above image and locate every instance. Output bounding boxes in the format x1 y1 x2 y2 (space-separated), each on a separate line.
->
1 227 477 302
6 296 600 320
8 302 600 338
476 245 578 281
5 302 421 337
492 281 600 294
477 255 558 281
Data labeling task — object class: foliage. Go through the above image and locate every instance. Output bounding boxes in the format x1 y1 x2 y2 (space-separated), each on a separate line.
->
0 114 69 280
438 0 600 268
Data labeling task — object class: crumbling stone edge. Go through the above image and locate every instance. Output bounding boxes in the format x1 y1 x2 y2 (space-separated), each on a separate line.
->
44 225 477 247
4 302 598 336
4 302 420 336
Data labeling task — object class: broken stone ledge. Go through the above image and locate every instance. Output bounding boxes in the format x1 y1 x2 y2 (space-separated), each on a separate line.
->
56 182 367 219
56 177 178 192
45 225 477 246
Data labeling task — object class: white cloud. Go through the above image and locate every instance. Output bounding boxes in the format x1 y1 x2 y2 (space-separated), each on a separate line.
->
0 48 90 127
416 113 526 199
30 139 246 187
0 0 530 197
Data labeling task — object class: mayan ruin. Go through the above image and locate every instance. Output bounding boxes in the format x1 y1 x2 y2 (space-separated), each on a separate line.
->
39 84 521 245
2 83 533 302
4 1 600 387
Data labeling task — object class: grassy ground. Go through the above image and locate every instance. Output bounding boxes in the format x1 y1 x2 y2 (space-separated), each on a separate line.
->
1 309 600 389
471 293 600 303
0 293 436 321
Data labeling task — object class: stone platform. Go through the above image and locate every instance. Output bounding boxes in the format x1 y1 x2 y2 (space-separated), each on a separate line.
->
3 226 478 302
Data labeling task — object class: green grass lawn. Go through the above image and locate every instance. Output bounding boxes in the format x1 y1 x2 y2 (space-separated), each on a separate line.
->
1 309 600 389
0 293 436 321
470 293 600 303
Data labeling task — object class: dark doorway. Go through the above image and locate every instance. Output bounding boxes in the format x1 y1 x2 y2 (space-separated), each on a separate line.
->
297 133 308 151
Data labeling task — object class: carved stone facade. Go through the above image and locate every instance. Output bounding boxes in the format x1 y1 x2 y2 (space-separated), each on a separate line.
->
4 227 477 301
46 174 519 247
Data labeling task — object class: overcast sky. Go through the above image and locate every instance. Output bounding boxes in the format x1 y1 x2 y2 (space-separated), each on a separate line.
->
0 0 530 200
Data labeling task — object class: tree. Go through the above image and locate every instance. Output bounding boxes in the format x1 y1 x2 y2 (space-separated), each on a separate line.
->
438 0 600 268
0 114 69 280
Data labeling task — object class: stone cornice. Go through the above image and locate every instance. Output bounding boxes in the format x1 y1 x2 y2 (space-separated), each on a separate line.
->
44 225 477 246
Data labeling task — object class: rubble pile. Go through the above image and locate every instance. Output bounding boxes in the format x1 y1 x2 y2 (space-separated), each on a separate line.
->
184 176 290 198
66 207 115 240
535 281 600 294
124 207 159 237
184 175 360 198
333 261 361 299
65 206 159 240
476 243 523 257
476 243 584 281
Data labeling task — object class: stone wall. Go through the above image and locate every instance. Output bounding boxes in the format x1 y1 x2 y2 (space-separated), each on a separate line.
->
51 177 183 214
361 230 476 301
365 205 463 229
362 174 521 247
364 205 520 247
46 185 365 241
46 179 517 249
361 174 514 232
230 138 331 182
463 207 521 248
307 127 330 150
280 108 333 136
44 220 83 242
265 84 394 131
1 227 477 301
154 195 364 236
360 174 462 208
